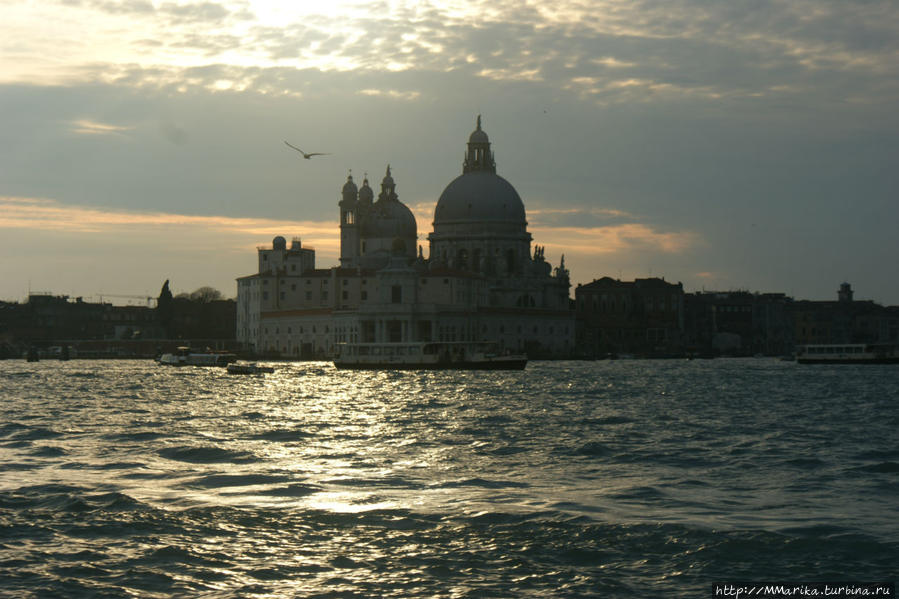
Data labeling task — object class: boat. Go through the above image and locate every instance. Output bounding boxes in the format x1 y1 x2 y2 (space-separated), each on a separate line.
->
226 362 275 375
156 346 237 367
333 341 527 370
795 343 899 365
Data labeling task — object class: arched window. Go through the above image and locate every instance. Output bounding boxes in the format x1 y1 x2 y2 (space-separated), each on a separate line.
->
458 248 469 269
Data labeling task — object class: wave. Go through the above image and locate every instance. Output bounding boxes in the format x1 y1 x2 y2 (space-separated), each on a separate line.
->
158 445 259 464
248 428 313 442
189 473 293 488
0 485 147 513
430 477 530 489
852 461 899 474
257 483 322 497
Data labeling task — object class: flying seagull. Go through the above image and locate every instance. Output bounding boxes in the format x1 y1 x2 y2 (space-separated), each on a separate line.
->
284 141 330 159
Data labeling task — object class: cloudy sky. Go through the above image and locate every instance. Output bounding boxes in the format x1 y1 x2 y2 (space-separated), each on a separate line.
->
2 0 897 304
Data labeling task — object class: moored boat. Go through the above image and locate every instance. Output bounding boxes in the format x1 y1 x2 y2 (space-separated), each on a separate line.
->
795 343 899 364
333 341 526 370
156 346 237 367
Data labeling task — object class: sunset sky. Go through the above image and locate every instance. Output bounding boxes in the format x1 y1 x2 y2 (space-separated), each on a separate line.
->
2 1 897 304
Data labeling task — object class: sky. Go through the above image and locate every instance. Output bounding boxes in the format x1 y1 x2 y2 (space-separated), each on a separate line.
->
2 0 898 305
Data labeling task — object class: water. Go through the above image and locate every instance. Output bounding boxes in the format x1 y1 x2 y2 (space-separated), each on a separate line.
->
1 359 896 597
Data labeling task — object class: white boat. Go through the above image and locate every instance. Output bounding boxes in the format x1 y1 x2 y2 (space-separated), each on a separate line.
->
795 343 899 365
226 362 275 375
333 341 527 370
156 346 237 367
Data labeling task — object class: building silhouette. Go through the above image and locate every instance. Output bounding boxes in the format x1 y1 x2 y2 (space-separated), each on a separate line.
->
237 118 575 358
575 277 685 357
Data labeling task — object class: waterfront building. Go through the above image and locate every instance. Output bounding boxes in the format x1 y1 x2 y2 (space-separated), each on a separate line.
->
575 277 685 357
236 118 575 358
791 282 899 346
683 291 793 356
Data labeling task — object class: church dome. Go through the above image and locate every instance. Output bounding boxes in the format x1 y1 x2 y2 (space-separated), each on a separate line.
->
433 116 526 227
360 166 417 240
469 128 489 144
434 171 526 225
361 200 417 239
342 174 357 195
359 176 374 203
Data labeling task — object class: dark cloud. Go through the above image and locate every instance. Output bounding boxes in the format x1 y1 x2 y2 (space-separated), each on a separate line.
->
78 0 245 25
158 2 230 23
86 0 155 15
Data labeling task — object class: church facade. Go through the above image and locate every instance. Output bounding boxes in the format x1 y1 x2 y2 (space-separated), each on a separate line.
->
236 118 574 358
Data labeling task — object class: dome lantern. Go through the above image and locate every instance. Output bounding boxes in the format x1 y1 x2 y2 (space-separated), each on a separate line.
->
463 115 496 174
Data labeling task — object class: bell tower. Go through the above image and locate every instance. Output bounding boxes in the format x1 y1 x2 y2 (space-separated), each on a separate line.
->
339 172 359 267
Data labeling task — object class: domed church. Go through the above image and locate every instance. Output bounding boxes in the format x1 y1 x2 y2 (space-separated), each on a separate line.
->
237 117 574 358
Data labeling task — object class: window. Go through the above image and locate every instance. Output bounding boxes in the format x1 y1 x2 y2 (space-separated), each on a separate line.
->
361 290 368 300
392 285 402 303
291 284 296 291
458 248 469 269
305 291 312 300
342 291 348 300
342 279 348 286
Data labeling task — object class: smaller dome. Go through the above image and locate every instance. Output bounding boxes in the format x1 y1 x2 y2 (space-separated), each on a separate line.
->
361 201 417 240
381 165 395 188
359 177 373 203
469 115 489 144
272 236 287 250
469 128 489 144
342 174 357 194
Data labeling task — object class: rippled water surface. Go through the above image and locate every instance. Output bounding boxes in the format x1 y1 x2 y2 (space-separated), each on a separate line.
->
1 359 897 597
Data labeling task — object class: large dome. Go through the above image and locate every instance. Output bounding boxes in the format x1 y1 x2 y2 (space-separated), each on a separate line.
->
434 171 526 225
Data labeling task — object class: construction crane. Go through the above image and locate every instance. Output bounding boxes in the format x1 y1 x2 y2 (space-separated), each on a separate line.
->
96 294 157 307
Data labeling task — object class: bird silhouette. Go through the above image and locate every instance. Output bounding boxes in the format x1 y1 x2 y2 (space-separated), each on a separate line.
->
284 141 330 159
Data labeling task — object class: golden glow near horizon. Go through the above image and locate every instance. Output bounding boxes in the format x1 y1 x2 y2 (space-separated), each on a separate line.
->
0 196 696 257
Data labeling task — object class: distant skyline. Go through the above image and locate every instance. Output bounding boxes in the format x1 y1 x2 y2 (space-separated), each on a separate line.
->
2 1 898 305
